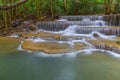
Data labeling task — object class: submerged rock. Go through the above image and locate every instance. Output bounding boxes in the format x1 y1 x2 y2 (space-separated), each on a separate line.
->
0 37 20 54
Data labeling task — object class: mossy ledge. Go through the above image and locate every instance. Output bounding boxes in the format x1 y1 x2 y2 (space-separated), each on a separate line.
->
21 40 88 54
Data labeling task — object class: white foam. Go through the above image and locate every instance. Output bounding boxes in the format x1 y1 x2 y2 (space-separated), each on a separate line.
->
58 25 116 40
33 48 120 58
18 41 120 58
82 18 90 21
38 25 114 40
8 34 19 38
31 38 46 42
33 52 66 58
90 31 116 40
55 19 68 21
17 41 33 53
82 49 120 58
17 41 24 51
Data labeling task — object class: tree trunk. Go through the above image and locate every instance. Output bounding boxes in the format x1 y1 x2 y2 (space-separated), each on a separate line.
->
50 0 54 17
63 0 67 14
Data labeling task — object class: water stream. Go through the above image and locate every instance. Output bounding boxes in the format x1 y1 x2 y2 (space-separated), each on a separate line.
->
0 51 120 80
1 15 120 80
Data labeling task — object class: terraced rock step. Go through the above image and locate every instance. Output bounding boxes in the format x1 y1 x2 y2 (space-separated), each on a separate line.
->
75 27 120 36
22 40 88 54
21 32 61 39
60 15 120 26
37 22 69 31
17 15 120 54
60 16 103 21
37 21 106 31
20 31 89 41
103 14 120 26
38 22 120 36
89 40 120 53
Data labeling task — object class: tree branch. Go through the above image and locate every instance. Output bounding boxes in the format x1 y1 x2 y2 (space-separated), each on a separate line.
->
0 0 28 10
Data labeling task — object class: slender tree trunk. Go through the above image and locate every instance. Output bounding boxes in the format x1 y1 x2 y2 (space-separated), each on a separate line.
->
63 0 67 14
36 0 42 18
2 0 8 31
74 0 79 14
50 0 53 17
111 0 116 14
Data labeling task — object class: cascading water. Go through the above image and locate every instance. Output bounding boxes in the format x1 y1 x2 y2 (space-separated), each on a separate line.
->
3 15 120 80
19 15 120 57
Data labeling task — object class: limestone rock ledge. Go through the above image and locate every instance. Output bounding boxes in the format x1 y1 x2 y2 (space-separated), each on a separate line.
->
89 40 120 53
21 40 88 54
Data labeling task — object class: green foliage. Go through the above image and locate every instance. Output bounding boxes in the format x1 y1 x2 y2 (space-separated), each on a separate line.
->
0 0 120 18
0 0 120 31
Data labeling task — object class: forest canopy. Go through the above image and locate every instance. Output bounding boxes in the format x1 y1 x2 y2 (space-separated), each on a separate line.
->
0 0 120 31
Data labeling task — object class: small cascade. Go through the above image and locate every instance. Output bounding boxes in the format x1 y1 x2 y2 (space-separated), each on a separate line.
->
59 16 103 21
19 15 120 55
37 22 69 31
37 15 120 36
103 14 120 26
75 27 120 36
59 16 107 27
65 21 107 26
38 15 108 32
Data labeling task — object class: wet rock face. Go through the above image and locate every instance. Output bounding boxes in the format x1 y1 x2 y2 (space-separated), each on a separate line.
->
89 40 120 53
37 22 69 31
92 33 99 38
103 14 120 26
75 27 120 36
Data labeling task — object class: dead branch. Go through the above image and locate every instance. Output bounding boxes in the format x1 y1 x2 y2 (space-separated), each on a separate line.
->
0 0 28 10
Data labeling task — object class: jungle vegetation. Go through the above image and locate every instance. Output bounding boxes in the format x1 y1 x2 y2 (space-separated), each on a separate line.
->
0 0 120 31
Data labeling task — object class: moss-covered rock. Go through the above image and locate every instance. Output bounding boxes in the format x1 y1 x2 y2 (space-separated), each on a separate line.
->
20 32 62 39
21 40 88 54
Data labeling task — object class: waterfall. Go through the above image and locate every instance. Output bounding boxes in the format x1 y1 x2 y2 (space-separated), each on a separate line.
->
37 16 108 31
59 16 103 21
103 14 120 26
37 15 120 36
20 15 120 55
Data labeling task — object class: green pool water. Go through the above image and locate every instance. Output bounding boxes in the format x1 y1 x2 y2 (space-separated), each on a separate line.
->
0 50 120 80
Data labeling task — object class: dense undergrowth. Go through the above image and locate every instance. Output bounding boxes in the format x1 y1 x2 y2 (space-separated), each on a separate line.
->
0 0 120 31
